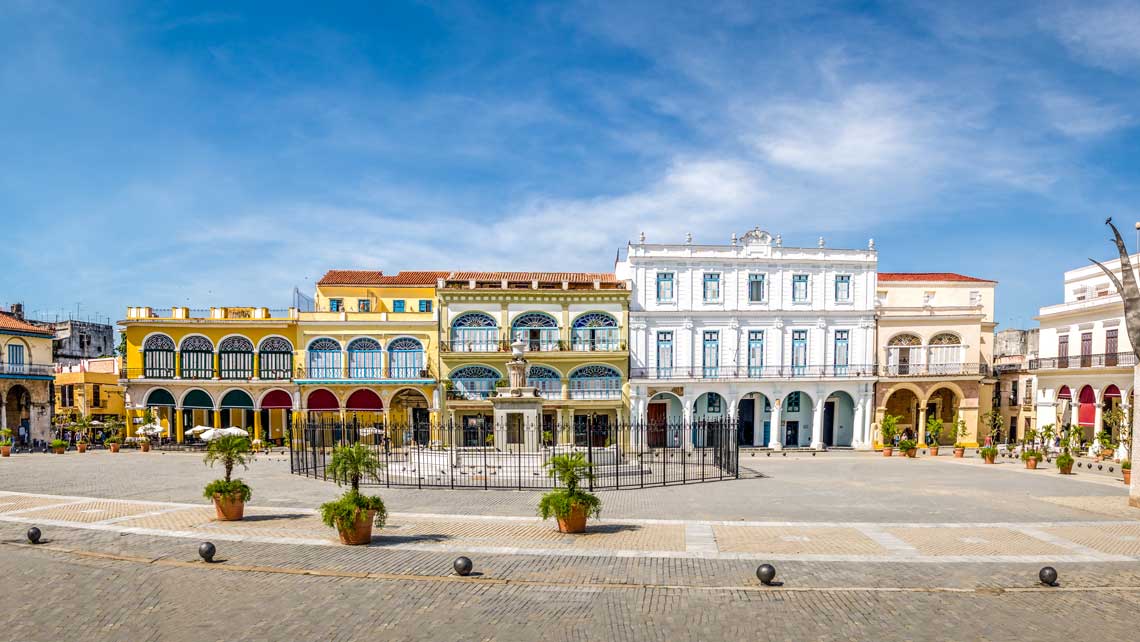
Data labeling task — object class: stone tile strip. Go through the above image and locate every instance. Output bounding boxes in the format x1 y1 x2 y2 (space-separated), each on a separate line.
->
684 523 717 554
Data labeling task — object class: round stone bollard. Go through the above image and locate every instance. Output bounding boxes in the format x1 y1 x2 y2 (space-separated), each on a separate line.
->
1039 566 1058 587
198 541 216 563
26 527 41 544
756 563 776 586
453 556 473 576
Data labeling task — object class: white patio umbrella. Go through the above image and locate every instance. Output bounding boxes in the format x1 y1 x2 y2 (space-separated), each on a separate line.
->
186 425 211 435
199 427 249 441
136 423 163 436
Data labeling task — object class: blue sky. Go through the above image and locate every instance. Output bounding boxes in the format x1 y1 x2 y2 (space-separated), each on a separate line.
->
3 1 1140 330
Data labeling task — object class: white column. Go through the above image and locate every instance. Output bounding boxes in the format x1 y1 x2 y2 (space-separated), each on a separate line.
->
810 399 825 450
768 399 782 449
0 401 6 429
852 397 865 449
1094 402 1104 439
753 395 763 447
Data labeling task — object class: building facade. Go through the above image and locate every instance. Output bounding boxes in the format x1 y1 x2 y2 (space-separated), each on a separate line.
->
994 328 1038 443
1032 258 1135 449
32 318 116 366
873 273 998 447
54 357 126 424
616 229 877 450
438 271 630 439
0 306 55 443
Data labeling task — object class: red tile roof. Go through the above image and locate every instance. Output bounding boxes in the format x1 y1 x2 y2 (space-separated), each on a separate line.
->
377 271 451 285
878 272 995 283
317 270 449 286
0 312 51 336
446 271 621 284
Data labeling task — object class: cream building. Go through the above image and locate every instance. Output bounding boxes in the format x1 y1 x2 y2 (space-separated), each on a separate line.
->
874 273 997 447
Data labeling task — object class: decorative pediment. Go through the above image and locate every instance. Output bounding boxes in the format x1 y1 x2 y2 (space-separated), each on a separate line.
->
740 227 773 246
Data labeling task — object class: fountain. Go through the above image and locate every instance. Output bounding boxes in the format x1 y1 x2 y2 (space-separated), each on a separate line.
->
490 339 544 451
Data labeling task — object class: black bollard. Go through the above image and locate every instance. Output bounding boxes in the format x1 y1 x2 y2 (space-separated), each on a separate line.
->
453 556 473 576
756 563 776 586
1039 566 1058 587
26 527 41 544
198 541 216 563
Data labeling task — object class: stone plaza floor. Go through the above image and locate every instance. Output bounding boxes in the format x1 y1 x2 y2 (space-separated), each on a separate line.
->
1 449 1139 640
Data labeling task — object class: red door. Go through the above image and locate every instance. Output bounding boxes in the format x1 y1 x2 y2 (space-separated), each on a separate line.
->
647 402 667 448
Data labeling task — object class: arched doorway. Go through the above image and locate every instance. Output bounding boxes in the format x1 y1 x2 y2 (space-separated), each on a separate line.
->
219 389 254 431
736 392 771 447
882 387 921 444
181 389 214 434
1102 385 1123 441
145 388 176 438
259 389 293 444
924 386 961 445
391 388 430 445
1056 385 1073 427
5 385 31 444
782 391 814 447
646 391 682 448
345 388 383 427
306 388 340 420
823 391 856 447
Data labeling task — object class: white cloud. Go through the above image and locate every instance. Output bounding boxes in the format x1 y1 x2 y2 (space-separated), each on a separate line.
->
1041 2 1140 71
1040 92 1134 138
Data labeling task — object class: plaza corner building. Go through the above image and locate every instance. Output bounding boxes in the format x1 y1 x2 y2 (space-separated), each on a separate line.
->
616 229 878 450
0 306 55 443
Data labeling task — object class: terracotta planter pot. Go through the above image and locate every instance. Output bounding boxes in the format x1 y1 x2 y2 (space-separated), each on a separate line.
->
556 505 588 534
930 446 940 457
337 510 377 545
1125 469 1132 485
1104 449 1115 460
77 443 88 453
905 449 917 458
954 447 965 458
53 447 65 454
212 493 246 521
1025 457 1038 470
109 443 120 453
882 447 893 457
1 446 10 457
140 442 151 452
983 454 995 464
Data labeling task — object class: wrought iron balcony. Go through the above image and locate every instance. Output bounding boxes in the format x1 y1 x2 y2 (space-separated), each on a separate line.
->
878 363 990 377
1028 352 1137 370
630 365 876 380
0 362 55 377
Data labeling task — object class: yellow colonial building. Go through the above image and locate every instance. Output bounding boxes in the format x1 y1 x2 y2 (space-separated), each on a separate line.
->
1 306 55 443
438 271 631 442
873 273 998 448
54 357 126 424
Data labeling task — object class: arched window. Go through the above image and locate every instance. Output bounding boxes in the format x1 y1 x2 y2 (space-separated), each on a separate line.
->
258 337 293 380
527 365 561 399
450 312 498 352
387 337 424 379
218 336 254 380
347 338 382 379
568 364 621 399
928 333 965 375
143 334 175 378
512 312 560 352
179 336 214 380
449 365 501 400
571 313 619 351
887 334 922 376
307 338 342 379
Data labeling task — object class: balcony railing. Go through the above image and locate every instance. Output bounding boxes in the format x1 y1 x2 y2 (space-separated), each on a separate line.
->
0 362 55 377
1029 352 1138 370
631 365 877 380
448 378 497 400
878 363 989 377
571 328 621 352
568 377 622 400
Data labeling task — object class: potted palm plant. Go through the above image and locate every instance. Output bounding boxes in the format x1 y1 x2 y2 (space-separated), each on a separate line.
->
1123 459 1132 485
979 444 998 464
320 444 387 545
926 416 943 456
0 428 12 457
898 438 918 458
138 435 151 452
1020 427 1040 469
539 453 601 533
879 414 901 457
106 434 123 453
72 415 93 453
1050 424 1074 474
1096 429 1115 461
203 435 253 521
953 417 968 458
50 439 68 454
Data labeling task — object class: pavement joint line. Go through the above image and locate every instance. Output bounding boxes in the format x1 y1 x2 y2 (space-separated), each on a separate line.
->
1014 526 1122 561
7 541 1140 596
854 525 919 557
684 523 718 553
94 506 201 526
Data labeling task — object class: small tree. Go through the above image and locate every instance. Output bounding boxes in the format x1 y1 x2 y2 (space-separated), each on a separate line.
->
1103 406 1126 446
72 414 93 444
203 435 253 503
925 415 944 446
953 415 969 448
326 444 380 493
981 410 1004 445
320 445 387 534
879 413 902 447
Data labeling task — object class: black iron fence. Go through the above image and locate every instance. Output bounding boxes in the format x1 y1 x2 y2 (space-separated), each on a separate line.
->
290 418 738 490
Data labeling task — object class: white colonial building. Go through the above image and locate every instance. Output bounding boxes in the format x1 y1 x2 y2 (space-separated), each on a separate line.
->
615 228 877 450
1032 257 1137 454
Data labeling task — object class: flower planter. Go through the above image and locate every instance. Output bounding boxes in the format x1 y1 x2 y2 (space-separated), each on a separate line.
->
77 443 88 453
1104 449 1115 460
929 446 940 457
905 449 917 458
109 443 120 453
336 509 377 545
983 453 995 464
556 504 588 534
1125 469 1132 485
882 447 893 458
0 446 10 458
53 447 65 455
1025 457 1038 470
140 442 151 452
212 493 246 521
954 447 965 458
1059 462 1073 475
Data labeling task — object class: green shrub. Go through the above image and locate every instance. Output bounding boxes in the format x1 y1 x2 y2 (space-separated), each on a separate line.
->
979 445 998 459
50 439 68 450
0 428 12 447
879 414 901 446
203 479 252 502
320 491 387 530
1123 459 1132 471
537 453 602 521
105 435 123 445
898 439 917 452
1020 449 1043 462
1055 453 1074 470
